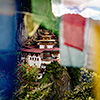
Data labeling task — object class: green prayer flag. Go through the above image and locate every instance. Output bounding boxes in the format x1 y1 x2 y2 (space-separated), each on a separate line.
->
31 0 59 36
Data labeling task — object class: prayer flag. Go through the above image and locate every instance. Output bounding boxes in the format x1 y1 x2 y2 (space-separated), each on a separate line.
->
62 14 86 51
0 0 16 99
24 14 40 37
60 17 88 67
86 19 100 100
0 0 16 16
31 0 59 36
85 19 97 71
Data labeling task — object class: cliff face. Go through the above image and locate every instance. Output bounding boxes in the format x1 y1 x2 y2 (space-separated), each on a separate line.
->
17 22 28 46
56 70 71 98
43 61 71 100
16 0 31 12
48 69 71 100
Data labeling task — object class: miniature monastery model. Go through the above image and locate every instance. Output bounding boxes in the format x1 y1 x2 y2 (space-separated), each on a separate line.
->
20 29 60 79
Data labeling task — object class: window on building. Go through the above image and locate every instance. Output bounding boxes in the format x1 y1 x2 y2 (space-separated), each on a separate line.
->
37 58 39 61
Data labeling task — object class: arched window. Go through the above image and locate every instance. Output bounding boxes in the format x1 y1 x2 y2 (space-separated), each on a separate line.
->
30 57 31 60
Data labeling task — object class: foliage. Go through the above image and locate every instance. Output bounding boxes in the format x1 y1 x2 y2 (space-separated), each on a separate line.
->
63 82 93 100
41 61 66 84
41 61 68 100
15 61 96 100
17 63 38 83
63 68 95 100
46 61 66 79
16 82 53 100
15 63 52 100
67 67 81 89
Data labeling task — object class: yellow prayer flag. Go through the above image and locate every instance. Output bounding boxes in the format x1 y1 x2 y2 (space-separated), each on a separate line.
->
24 14 40 37
89 19 100 100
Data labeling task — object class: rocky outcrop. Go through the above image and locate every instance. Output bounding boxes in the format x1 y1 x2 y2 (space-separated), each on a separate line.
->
45 61 71 100
56 70 71 98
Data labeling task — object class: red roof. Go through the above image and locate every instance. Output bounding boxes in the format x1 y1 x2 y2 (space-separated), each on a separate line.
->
24 46 36 49
21 48 44 53
20 47 59 53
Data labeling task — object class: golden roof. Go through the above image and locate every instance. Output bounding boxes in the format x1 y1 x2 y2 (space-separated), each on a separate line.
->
44 32 49 35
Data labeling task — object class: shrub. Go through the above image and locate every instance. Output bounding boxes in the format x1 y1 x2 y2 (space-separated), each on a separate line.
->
63 68 95 100
15 63 52 100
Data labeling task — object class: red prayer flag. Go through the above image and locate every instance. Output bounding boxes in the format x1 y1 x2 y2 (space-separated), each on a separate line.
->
62 14 86 51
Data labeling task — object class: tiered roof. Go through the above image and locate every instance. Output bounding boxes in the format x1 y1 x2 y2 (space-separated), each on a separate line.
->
20 28 59 53
20 47 59 53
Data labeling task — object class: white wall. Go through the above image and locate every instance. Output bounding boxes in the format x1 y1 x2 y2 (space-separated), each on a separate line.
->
39 45 45 49
47 45 53 49
41 61 51 64
27 55 41 68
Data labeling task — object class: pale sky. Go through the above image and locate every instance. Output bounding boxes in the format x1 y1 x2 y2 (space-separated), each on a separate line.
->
52 0 100 20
